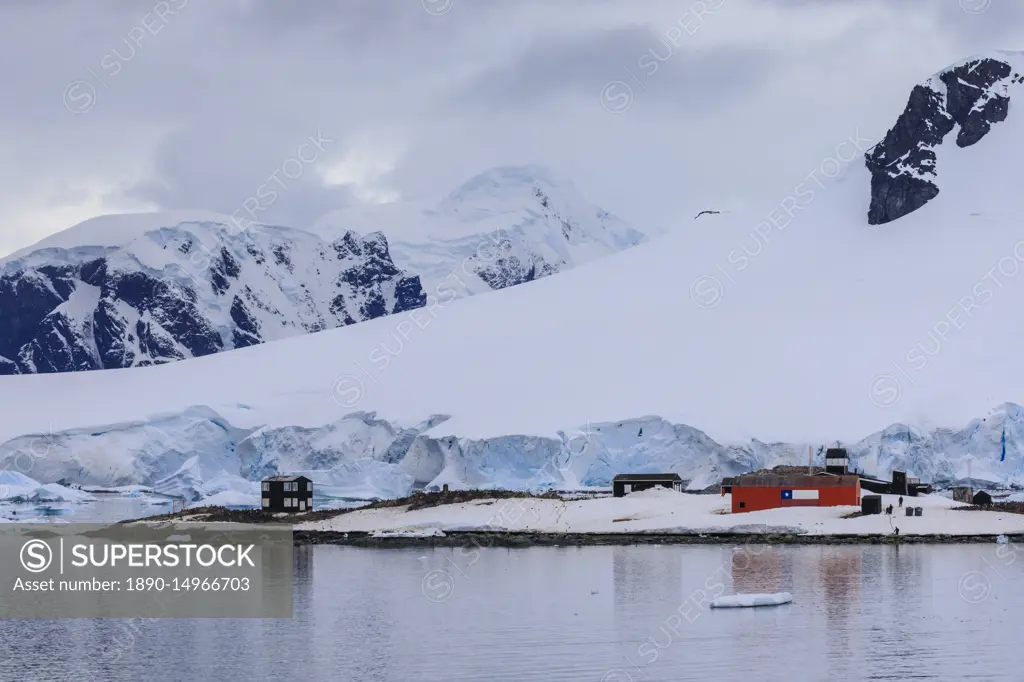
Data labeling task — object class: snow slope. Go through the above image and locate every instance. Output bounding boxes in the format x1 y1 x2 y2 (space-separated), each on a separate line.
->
2 53 1024 495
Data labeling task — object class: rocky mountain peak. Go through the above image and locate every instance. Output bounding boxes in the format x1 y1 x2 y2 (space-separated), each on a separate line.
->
866 53 1024 225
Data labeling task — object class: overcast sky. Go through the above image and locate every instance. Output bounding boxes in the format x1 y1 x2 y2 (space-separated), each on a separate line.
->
1 0 1021 256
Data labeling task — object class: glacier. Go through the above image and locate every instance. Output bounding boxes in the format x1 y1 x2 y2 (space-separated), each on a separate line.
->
2 405 1024 501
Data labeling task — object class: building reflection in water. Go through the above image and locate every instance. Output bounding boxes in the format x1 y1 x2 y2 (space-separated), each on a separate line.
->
820 548 861 616
294 543 313 601
818 547 862 660
612 546 684 610
730 545 786 594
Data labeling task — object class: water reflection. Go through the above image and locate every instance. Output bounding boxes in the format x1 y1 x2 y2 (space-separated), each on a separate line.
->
1 544 1021 681
731 544 785 594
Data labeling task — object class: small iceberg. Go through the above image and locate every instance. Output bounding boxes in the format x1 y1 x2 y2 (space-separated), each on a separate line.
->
710 592 793 609
0 471 44 500
997 535 1009 544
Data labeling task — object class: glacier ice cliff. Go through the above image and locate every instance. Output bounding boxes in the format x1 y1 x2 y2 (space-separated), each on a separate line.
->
2 404 1024 500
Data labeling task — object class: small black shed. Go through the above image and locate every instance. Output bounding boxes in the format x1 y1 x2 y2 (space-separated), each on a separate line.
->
612 473 683 498
972 490 993 506
861 494 882 515
261 475 313 512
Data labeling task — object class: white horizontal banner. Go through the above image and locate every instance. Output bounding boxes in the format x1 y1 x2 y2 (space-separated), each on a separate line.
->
791 489 820 500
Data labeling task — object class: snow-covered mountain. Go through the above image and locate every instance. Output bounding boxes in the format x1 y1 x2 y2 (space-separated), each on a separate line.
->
2 53 1024 499
0 166 642 375
0 217 426 374
315 165 645 298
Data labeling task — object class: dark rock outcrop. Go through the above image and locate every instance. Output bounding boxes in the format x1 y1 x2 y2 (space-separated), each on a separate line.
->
866 56 1022 224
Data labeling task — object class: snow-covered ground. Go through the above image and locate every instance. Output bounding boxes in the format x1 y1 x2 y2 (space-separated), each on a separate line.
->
299 488 1024 537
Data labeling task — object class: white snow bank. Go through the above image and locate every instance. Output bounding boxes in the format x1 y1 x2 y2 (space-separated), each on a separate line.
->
299 491 1024 536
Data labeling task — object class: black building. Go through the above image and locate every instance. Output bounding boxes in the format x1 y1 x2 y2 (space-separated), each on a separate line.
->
891 470 908 496
261 475 313 512
859 470 933 497
825 448 850 475
612 473 683 497
972 490 993 506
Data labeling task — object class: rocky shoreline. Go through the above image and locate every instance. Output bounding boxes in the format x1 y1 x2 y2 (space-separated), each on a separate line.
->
291 529 1023 548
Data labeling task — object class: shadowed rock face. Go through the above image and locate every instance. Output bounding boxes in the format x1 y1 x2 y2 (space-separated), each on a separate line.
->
866 57 1023 225
0 227 426 375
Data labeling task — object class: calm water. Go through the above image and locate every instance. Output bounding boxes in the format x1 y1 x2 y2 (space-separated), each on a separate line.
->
2 543 1020 681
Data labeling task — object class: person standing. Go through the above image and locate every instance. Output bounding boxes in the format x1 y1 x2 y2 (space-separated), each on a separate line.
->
898 496 904 508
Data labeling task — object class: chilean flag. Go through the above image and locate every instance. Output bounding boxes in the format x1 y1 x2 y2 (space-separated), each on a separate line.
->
781 489 819 506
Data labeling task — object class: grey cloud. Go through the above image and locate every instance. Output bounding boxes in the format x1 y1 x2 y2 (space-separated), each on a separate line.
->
461 24 776 114
930 1 1024 46
1 0 1022 256
123 125 353 228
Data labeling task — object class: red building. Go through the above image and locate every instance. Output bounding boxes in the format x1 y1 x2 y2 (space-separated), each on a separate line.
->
724 473 860 513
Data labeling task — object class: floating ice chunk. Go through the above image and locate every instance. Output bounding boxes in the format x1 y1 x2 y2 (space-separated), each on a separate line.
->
0 472 44 500
710 592 793 608
24 484 96 503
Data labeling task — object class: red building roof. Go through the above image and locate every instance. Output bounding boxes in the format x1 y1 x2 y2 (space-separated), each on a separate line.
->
730 474 860 488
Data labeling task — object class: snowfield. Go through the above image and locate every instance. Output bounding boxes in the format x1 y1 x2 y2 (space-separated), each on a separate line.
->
2 53 1024 499
298 488 1024 537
